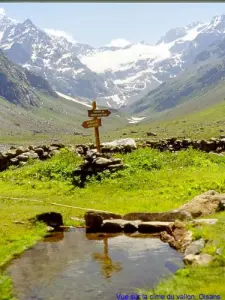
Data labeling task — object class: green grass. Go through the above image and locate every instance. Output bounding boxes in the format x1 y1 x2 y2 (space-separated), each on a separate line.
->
114 99 225 142
1 88 225 147
0 93 128 146
1 148 225 299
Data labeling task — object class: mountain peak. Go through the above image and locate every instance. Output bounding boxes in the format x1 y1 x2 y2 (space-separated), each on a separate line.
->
106 39 131 48
23 18 34 27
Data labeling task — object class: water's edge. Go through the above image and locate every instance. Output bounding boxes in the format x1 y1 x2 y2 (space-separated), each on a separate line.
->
5 228 184 300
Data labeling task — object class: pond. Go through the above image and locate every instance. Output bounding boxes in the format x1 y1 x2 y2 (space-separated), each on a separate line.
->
6 229 183 300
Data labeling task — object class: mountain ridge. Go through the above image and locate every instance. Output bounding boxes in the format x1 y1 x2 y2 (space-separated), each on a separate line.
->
1 9 225 109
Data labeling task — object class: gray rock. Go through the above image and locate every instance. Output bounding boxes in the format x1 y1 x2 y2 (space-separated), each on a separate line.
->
6 149 17 158
17 153 29 162
94 157 112 166
179 190 225 218
49 146 59 152
34 148 44 156
102 138 137 149
42 152 51 160
181 230 193 250
216 248 223 255
123 210 192 222
15 147 25 155
28 145 35 150
184 253 213 266
184 238 205 256
107 163 124 170
192 218 218 226
10 157 19 165
146 132 157 137
26 152 39 159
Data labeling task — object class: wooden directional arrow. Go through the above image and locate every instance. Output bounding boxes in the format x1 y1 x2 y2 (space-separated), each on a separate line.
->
81 101 111 153
82 118 102 129
88 109 111 118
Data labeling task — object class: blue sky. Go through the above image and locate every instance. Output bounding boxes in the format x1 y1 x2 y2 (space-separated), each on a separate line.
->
1 3 225 47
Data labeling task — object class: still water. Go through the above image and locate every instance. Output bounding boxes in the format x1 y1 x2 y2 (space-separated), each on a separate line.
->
6 229 183 300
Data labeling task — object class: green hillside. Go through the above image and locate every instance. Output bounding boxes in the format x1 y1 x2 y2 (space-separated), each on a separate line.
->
114 96 225 141
0 93 129 146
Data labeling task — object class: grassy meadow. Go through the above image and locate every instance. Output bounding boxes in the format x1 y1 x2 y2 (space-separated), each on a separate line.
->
1 148 225 298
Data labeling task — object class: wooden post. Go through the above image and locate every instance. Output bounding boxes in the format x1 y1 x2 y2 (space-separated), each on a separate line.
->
92 101 101 153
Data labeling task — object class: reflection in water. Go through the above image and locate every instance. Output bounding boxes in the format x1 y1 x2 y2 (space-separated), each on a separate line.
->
43 231 64 243
92 237 122 279
6 229 184 300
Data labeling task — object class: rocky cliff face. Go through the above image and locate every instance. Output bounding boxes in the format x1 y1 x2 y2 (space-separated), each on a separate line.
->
0 50 57 107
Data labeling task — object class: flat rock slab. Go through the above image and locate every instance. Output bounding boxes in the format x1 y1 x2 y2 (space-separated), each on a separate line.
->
102 219 141 226
138 221 174 234
192 218 218 225
123 210 192 222
102 219 140 233
100 220 174 234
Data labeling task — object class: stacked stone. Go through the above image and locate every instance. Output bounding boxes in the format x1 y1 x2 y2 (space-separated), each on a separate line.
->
143 137 225 153
73 150 124 178
0 143 64 171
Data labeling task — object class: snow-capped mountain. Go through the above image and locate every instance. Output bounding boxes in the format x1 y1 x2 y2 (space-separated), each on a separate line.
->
0 8 17 41
0 13 120 103
1 8 225 108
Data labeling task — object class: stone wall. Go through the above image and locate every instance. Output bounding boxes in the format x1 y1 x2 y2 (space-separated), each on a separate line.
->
0 143 64 171
141 137 225 154
1 137 225 172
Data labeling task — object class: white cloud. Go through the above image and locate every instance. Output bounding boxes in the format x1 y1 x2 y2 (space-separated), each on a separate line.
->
44 28 76 44
0 8 5 17
106 38 131 48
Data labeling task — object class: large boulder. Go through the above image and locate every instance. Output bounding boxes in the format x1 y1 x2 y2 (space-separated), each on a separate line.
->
102 138 137 152
35 212 63 229
178 190 225 218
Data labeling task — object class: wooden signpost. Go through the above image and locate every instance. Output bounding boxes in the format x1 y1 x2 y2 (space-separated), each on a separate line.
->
82 101 111 153
88 109 111 118
82 118 102 129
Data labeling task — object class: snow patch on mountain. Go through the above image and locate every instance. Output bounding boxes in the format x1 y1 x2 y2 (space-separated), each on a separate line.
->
106 38 131 48
56 91 92 108
44 28 76 44
181 22 209 41
127 116 146 124
80 43 171 73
